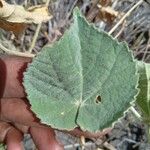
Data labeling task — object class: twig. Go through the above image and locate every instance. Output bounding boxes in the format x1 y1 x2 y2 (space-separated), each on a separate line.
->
86 0 99 21
64 142 95 149
103 141 116 150
0 43 35 58
80 136 85 150
147 125 150 143
108 0 143 35
131 32 145 52
112 0 119 9
142 31 150 61
28 0 51 53
114 20 126 38
45 0 51 6
130 106 142 121
66 0 78 20
28 23 42 53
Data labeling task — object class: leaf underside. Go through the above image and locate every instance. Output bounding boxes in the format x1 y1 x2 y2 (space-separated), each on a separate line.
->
136 62 150 124
24 8 138 132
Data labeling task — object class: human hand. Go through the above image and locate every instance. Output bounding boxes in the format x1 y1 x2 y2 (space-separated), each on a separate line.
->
0 56 111 150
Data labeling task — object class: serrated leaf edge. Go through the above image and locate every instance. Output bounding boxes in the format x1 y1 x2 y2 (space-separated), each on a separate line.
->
23 7 139 132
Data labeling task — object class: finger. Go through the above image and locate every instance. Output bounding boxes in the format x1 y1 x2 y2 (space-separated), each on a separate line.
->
13 123 29 134
5 127 24 150
0 121 12 142
30 126 64 150
0 121 24 150
0 56 31 98
1 98 111 140
0 98 39 127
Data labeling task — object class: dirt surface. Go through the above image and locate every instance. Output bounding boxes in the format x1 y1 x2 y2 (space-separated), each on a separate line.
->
0 0 150 149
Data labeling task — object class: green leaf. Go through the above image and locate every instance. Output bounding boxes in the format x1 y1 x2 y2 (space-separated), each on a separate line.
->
24 8 138 132
0 144 6 150
136 61 150 124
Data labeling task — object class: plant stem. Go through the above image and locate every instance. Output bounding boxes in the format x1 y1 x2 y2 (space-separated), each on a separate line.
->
0 43 35 57
146 125 150 143
130 106 142 121
28 0 51 53
80 135 85 150
142 31 150 61
28 23 42 53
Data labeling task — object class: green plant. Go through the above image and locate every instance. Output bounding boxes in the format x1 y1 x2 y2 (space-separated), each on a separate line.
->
136 61 150 141
136 62 150 123
24 8 139 132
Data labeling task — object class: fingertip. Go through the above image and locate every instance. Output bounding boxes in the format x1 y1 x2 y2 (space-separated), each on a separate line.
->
30 126 64 150
5 127 24 150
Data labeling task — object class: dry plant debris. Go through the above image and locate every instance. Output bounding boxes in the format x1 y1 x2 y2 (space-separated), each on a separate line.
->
0 0 52 35
97 4 123 24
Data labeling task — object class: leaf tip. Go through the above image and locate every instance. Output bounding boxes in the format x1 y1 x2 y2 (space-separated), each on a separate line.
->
73 7 82 19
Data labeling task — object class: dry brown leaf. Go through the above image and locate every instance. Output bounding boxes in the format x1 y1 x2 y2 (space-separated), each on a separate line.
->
0 0 52 23
0 1 3 7
99 0 112 7
0 0 52 35
0 0 15 18
97 4 123 24
0 19 27 36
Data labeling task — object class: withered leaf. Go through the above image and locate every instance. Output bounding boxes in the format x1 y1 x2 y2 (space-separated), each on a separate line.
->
0 19 27 36
0 0 52 35
99 0 112 7
0 1 3 7
97 5 122 24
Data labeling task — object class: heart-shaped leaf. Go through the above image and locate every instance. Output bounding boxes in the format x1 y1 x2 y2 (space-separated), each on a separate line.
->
24 8 138 132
